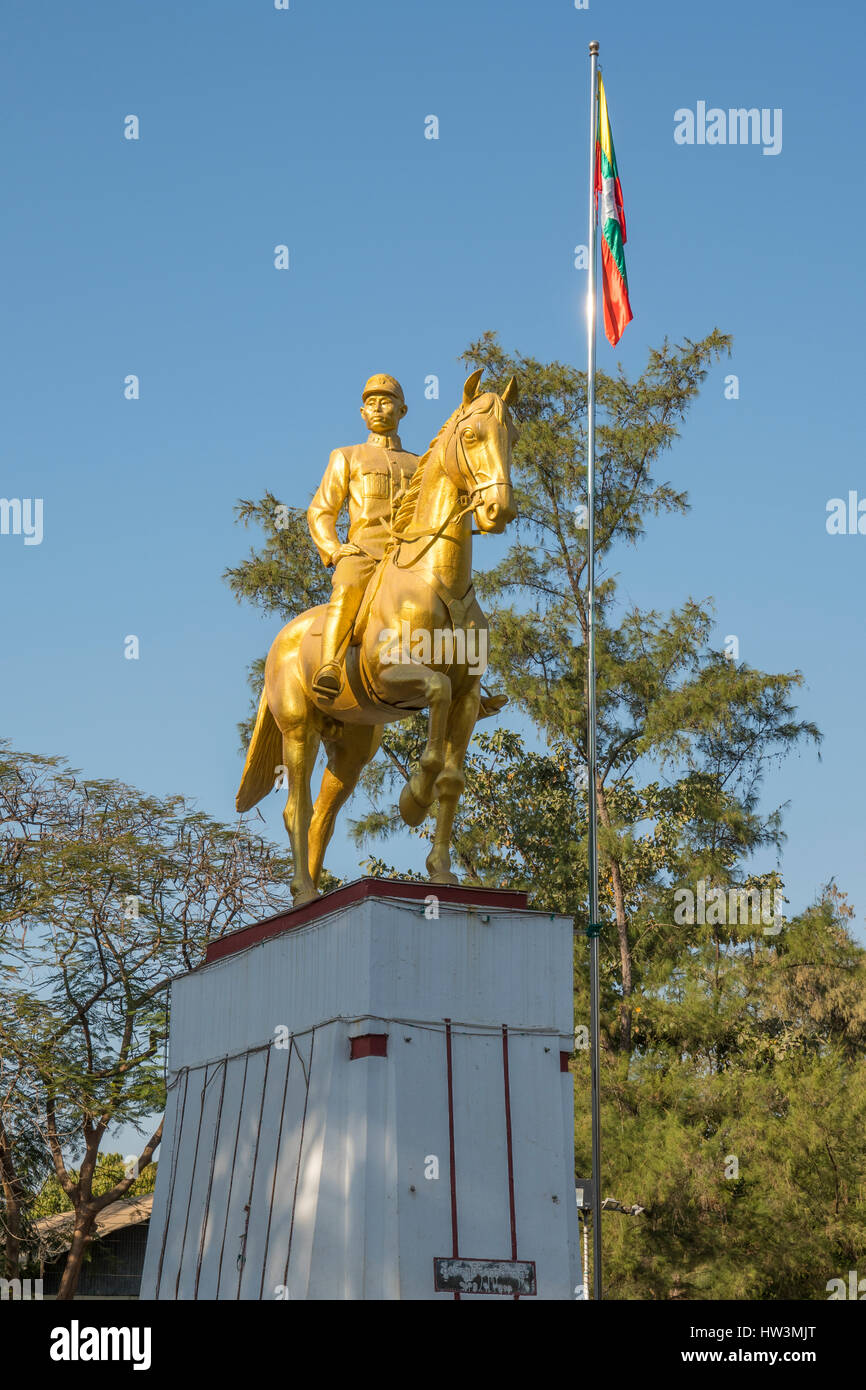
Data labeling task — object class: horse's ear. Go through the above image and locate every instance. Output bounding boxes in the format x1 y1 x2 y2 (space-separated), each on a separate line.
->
462 368 483 404
501 375 519 406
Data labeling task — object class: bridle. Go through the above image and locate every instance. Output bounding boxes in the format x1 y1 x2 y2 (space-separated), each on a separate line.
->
389 401 510 565
456 417 507 509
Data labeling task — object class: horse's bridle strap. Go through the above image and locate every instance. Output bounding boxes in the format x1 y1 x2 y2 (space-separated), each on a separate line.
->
389 414 500 555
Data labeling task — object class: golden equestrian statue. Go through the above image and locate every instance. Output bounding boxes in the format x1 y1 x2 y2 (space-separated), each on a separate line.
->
236 369 518 905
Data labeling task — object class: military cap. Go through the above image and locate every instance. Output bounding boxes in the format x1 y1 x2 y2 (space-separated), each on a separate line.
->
361 373 405 405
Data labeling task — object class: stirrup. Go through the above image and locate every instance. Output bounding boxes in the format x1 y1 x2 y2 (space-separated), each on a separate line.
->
312 661 342 699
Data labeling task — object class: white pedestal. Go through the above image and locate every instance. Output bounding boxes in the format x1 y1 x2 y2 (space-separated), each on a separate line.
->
141 880 581 1300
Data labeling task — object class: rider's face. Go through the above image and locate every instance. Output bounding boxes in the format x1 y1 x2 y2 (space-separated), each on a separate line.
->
361 393 405 436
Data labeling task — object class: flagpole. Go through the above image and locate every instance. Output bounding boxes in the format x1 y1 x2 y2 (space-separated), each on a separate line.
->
585 37 603 1303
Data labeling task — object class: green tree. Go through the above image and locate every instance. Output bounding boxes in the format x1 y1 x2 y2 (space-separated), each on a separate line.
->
31 1152 157 1219
575 886 866 1299
0 743 294 1298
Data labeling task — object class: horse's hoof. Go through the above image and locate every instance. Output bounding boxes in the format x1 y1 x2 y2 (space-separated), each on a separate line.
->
292 887 321 909
428 869 459 886
399 781 428 827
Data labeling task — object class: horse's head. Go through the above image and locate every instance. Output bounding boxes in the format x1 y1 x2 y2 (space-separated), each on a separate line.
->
448 369 519 534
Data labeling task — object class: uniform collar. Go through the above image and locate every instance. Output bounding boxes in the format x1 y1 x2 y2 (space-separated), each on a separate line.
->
366 431 403 450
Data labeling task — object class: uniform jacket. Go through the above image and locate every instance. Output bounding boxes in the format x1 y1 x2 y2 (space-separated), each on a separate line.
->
307 433 419 565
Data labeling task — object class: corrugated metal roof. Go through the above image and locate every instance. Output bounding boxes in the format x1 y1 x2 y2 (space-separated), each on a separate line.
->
34 1195 154 1256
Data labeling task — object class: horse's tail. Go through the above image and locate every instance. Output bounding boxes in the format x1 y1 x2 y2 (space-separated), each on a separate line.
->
236 689 282 813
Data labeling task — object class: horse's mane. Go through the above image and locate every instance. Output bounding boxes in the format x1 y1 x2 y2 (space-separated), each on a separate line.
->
389 405 460 542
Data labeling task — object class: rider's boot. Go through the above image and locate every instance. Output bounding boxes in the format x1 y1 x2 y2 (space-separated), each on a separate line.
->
313 594 354 699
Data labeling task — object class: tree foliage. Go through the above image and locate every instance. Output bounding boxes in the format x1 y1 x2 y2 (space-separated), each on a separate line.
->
575 887 866 1299
0 743 294 1295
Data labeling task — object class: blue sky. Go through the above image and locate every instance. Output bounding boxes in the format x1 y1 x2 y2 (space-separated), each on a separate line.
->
3 0 864 963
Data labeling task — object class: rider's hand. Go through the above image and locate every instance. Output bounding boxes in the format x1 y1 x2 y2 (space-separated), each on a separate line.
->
332 542 360 564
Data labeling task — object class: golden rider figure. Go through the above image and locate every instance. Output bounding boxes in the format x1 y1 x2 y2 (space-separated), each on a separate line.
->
307 374 419 699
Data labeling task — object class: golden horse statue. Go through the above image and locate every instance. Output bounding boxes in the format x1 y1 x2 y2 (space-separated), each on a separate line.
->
236 370 518 904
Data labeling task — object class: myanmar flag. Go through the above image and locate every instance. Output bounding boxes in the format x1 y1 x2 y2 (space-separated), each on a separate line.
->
595 73 633 346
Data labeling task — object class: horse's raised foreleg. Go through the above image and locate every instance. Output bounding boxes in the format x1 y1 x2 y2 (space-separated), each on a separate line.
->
375 662 452 827
309 723 382 888
426 684 480 884
279 719 321 906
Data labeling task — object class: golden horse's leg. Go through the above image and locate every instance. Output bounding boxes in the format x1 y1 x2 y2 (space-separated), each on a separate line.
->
279 717 321 907
374 661 452 827
309 723 382 888
426 682 481 884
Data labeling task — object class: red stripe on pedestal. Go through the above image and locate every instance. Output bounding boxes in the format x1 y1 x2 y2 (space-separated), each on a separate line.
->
204 876 530 964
